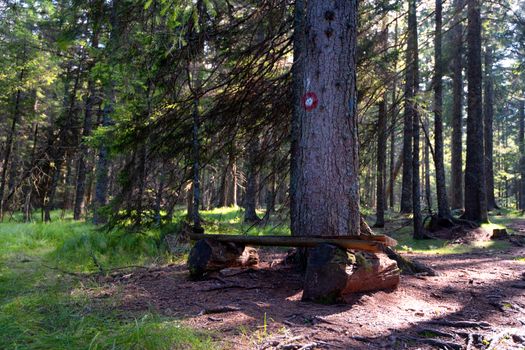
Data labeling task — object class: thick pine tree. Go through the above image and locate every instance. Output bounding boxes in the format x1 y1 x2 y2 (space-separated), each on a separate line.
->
463 0 488 223
291 0 360 237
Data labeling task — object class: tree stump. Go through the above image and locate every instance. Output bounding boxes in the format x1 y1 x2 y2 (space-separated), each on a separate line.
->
302 244 400 303
187 239 258 279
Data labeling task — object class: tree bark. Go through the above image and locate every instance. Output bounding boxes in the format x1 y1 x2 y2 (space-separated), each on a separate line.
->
409 0 424 239
450 0 464 210
0 70 24 220
73 4 100 221
191 94 202 230
93 102 111 225
291 0 359 238
516 100 525 210
244 138 261 223
375 100 387 227
463 0 488 223
290 0 305 236
389 19 399 210
401 2 415 214
484 46 497 210
434 0 451 219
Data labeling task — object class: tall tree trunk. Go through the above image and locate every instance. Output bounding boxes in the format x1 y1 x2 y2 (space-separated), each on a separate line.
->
93 102 111 224
401 2 415 214
23 123 38 222
154 167 165 226
484 46 497 210
74 68 97 220
375 100 387 227
61 155 74 218
290 0 305 236
519 100 525 210
45 62 81 222
408 0 423 239
263 165 277 222
0 70 24 220
434 0 451 219
424 115 432 212
73 3 100 221
389 19 399 209
450 0 464 210
191 94 202 230
463 0 488 223
244 138 261 223
135 144 147 226
292 0 360 237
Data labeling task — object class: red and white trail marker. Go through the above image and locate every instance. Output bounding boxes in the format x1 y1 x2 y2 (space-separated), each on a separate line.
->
302 92 318 111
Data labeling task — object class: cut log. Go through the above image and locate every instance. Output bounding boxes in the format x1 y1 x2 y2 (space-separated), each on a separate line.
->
302 244 400 303
187 239 258 279
491 228 508 240
188 233 396 253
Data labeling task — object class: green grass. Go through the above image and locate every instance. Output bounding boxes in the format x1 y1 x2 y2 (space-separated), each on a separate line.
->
0 212 214 350
197 206 290 236
393 229 511 254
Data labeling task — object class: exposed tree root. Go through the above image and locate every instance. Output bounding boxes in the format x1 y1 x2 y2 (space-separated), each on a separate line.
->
360 216 439 276
198 305 241 315
401 335 462 350
428 320 492 329
382 246 439 276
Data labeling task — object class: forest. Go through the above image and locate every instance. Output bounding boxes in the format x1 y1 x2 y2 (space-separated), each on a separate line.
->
0 0 525 349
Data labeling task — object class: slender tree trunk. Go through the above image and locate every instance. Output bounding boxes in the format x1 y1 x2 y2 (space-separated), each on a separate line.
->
450 0 464 210
434 0 451 219
263 165 277 222
408 0 423 238
154 167 165 225
292 0 360 237
375 100 387 227
191 95 202 230
463 0 488 223
401 2 415 214
290 0 305 236
389 19 399 210
61 155 74 218
424 115 432 212
45 62 81 222
0 70 24 220
484 46 497 210
23 123 38 222
74 72 96 220
93 103 111 224
519 100 525 210
244 138 261 223
135 144 147 226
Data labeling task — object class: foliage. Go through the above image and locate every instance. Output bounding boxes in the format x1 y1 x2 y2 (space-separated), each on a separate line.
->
0 213 214 350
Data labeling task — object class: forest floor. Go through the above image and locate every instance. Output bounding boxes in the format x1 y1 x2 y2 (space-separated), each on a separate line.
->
99 213 525 350
1 209 524 349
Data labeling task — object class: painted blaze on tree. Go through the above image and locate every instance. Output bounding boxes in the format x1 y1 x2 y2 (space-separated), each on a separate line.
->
292 0 360 237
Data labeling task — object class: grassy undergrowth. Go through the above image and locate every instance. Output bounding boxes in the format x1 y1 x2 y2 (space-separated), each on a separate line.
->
0 211 213 350
1 207 519 349
368 209 516 254
176 206 290 236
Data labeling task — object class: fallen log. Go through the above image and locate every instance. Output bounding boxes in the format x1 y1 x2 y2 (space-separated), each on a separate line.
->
188 233 397 253
187 239 258 279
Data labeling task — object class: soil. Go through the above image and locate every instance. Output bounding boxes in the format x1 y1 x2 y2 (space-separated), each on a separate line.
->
93 223 525 350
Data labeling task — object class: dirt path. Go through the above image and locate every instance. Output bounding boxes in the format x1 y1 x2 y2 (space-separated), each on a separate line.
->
96 239 525 349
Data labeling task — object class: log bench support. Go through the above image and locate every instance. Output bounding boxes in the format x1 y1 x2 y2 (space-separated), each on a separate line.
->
186 234 400 301
302 243 400 303
187 239 258 279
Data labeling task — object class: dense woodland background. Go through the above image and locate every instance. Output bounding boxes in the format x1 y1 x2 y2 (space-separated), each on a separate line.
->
0 0 524 231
